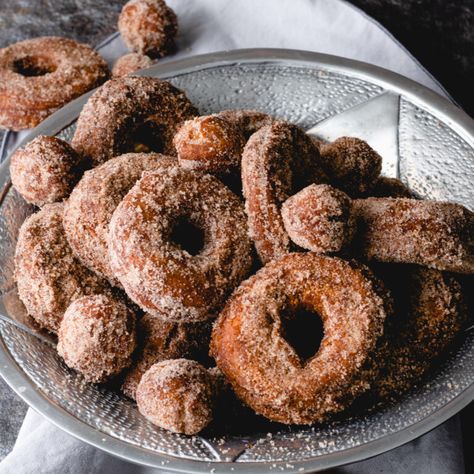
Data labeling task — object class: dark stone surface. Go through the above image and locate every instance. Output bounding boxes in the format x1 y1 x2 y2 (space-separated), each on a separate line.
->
350 0 474 116
0 0 472 465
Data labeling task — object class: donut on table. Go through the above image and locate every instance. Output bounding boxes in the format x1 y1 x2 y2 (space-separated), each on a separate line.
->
63 153 175 286
122 314 211 400
364 264 466 399
10 135 86 207
112 53 155 78
174 115 246 174
118 0 178 58
14 203 115 333
136 359 216 435
353 197 474 273
71 76 198 165
0 37 109 130
281 184 355 254
57 294 137 383
241 121 327 264
211 253 389 425
108 166 253 322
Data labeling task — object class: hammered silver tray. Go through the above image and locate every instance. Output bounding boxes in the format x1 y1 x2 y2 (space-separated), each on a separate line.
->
0 49 473 473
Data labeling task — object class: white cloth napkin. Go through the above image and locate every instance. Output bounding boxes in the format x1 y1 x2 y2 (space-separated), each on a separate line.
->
0 0 464 473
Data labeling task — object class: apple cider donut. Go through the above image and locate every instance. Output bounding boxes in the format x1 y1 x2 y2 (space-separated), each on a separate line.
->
14 203 115 333
353 197 474 274
211 253 388 425
0 37 109 130
63 153 175 285
174 115 246 174
281 184 355 254
122 314 211 399
10 135 86 207
216 110 275 140
57 295 137 383
367 177 412 198
364 265 466 399
71 76 198 165
118 0 178 58
241 121 327 263
319 137 382 196
109 166 253 322
112 53 155 78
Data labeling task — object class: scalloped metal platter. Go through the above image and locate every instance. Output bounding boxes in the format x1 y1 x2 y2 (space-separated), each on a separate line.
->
0 49 473 473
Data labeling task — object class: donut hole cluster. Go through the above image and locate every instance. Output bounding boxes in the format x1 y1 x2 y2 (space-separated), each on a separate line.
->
13 55 57 77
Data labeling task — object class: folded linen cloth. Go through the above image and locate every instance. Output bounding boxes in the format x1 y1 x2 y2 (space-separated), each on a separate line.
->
0 1 463 473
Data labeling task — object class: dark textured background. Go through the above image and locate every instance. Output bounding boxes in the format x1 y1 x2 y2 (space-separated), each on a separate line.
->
0 0 472 466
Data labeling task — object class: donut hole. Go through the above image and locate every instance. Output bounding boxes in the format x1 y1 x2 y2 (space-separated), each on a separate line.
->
13 56 57 77
130 120 165 153
170 217 205 256
280 305 324 364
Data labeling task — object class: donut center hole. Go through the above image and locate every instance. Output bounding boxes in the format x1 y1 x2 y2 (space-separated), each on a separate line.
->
13 56 57 77
131 120 165 153
170 217 205 256
280 306 324 364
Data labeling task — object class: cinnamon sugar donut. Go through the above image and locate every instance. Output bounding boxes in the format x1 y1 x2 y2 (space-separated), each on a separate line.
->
0 37 109 130
118 0 178 58
14 203 115 333
108 166 253 322
241 121 327 264
216 110 275 140
353 197 474 274
136 359 215 435
57 295 137 383
122 314 211 399
174 115 246 173
319 137 382 196
365 265 466 399
10 135 86 207
211 253 388 424
71 76 197 165
281 184 355 254
112 53 155 78
63 153 175 285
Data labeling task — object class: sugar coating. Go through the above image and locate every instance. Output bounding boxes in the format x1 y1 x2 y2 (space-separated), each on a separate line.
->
241 121 328 264
112 53 155 78
174 115 246 174
71 76 198 165
122 314 211 399
211 253 389 425
57 295 137 383
360 264 466 399
281 184 355 254
63 153 176 285
14 203 116 333
353 197 474 274
319 137 382 196
0 37 109 130
216 110 275 140
108 166 253 322
118 0 178 58
10 135 86 207
136 359 214 435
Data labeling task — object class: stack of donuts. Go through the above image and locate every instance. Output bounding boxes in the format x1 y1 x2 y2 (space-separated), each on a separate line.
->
11 73 473 435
